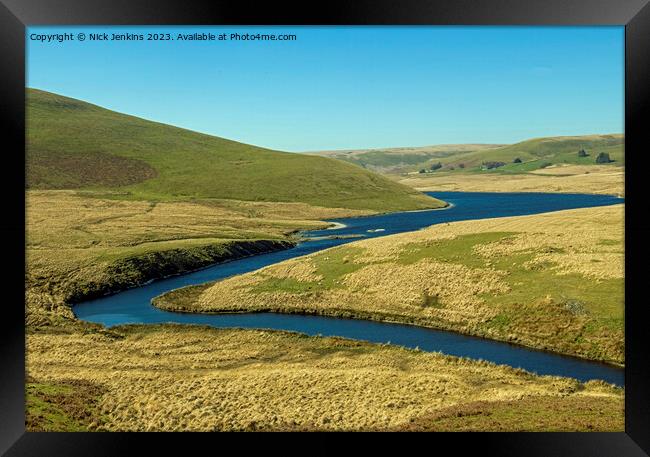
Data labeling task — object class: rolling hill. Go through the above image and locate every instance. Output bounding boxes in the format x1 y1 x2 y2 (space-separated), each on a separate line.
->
26 89 444 212
432 134 625 173
313 135 624 176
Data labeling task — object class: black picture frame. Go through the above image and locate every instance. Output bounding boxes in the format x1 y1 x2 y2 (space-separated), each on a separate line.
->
2 0 649 454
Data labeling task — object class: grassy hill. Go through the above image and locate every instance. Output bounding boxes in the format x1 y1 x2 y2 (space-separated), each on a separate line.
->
408 134 624 175
310 144 502 173
26 89 444 212
314 135 624 176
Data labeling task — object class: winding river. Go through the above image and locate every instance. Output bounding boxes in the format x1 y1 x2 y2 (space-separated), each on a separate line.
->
74 192 625 386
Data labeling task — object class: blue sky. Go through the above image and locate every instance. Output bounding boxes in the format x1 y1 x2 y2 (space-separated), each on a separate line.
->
27 26 623 151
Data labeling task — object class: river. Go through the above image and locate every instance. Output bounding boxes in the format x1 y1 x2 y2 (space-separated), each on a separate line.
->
74 192 625 386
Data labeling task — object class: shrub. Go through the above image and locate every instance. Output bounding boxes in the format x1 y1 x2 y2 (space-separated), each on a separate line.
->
595 152 612 164
513 158 522 163
458 163 465 169
419 169 427 174
482 161 506 170
430 162 443 171
578 149 588 157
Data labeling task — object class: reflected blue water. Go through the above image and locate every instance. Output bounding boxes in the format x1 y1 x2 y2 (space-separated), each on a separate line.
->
74 192 624 386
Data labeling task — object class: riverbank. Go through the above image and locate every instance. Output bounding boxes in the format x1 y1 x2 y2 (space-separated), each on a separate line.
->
25 189 373 328
157 204 624 365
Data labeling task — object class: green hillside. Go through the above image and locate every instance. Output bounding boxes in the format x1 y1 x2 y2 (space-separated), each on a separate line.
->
26 89 444 212
416 134 624 174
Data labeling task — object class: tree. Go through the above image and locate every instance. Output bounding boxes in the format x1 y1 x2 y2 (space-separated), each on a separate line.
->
578 149 588 157
419 168 427 174
513 157 522 163
430 162 442 171
458 163 465 169
595 152 612 163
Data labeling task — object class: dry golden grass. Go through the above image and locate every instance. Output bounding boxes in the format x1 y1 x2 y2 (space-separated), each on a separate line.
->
25 190 371 325
25 190 625 432
167 205 624 364
399 167 624 196
26 324 623 431
27 190 371 251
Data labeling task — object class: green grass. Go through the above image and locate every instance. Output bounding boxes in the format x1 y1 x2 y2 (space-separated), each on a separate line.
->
26 379 107 431
399 232 622 324
398 232 515 267
252 246 365 294
316 135 623 176
398 232 623 361
26 88 444 212
433 134 624 173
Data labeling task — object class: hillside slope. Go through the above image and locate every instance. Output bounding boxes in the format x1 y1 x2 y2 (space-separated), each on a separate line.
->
411 134 624 174
26 89 444 212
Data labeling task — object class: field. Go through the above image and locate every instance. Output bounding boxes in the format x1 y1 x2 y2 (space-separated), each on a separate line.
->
26 189 377 328
157 205 624 365
26 323 623 432
27 89 444 212
400 164 624 196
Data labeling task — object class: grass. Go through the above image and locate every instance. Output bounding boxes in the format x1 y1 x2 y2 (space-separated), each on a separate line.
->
26 189 375 327
26 323 623 432
398 232 515 267
162 205 624 364
26 379 107 431
393 394 623 432
434 134 624 172
251 247 365 295
316 134 623 176
400 164 624 196
381 136 625 196
26 88 444 212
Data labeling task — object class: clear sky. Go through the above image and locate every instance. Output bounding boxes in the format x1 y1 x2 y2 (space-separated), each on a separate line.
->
27 26 624 151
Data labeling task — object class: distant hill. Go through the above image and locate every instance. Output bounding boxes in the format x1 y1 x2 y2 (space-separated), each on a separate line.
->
26 89 444 212
312 135 624 175
309 144 503 173
430 134 625 174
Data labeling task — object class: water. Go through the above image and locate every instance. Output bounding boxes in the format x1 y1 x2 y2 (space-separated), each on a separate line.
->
74 192 624 386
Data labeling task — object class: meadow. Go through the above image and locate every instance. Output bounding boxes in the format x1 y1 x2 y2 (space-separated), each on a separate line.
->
400 164 624 196
26 324 623 432
26 189 375 328
157 205 624 365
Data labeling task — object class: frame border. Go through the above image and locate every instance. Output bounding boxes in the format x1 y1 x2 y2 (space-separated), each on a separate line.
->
2 0 649 454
